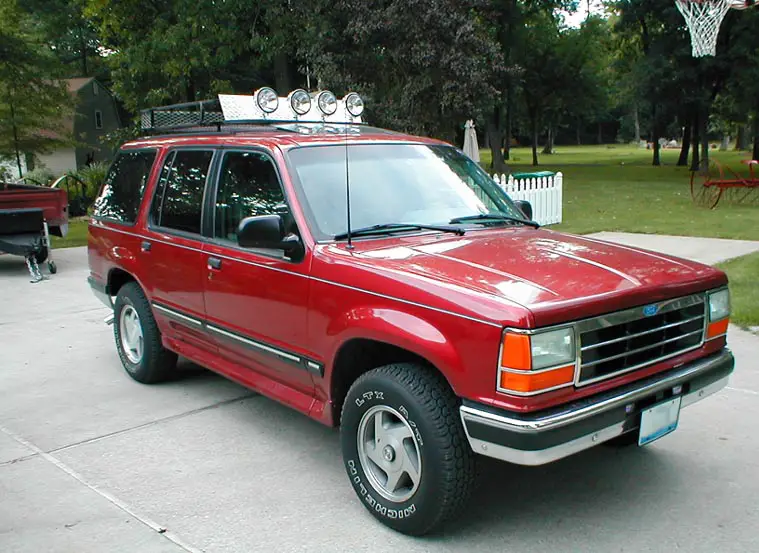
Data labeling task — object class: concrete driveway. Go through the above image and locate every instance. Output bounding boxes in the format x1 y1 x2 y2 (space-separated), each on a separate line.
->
1 243 758 553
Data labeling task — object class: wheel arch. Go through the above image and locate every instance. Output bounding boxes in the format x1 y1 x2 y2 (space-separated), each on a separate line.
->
326 310 466 426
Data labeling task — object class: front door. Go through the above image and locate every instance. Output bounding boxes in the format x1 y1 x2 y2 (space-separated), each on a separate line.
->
143 149 217 353
202 150 314 396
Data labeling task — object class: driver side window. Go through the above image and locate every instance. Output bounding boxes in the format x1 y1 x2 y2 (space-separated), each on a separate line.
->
214 151 290 244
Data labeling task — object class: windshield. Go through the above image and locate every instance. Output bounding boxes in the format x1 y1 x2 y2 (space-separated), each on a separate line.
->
287 144 524 240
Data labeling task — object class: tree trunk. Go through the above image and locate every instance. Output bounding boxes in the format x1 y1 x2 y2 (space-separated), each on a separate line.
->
531 113 539 166
597 122 603 144
504 85 512 161
651 106 660 166
700 107 709 170
184 77 195 102
633 105 641 144
487 106 506 174
720 133 730 151
79 27 88 76
690 110 700 172
735 124 747 150
677 114 691 166
542 123 554 154
753 112 759 161
274 51 291 94
10 100 22 177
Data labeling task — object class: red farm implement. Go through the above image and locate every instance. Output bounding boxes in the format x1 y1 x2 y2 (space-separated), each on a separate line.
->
690 159 759 209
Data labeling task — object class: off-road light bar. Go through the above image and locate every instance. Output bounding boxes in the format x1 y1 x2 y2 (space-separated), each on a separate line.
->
219 89 365 124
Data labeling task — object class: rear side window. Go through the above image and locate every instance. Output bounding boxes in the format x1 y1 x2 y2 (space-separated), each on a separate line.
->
93 150 156 223
150 150 213 234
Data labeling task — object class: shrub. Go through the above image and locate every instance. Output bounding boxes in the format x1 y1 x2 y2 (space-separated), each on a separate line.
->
22 168 55 186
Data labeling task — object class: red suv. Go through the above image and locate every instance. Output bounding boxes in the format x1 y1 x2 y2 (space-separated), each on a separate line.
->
88 91 734 535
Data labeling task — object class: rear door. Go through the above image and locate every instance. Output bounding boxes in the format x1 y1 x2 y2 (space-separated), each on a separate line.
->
201 149 315 396
142 148 217 352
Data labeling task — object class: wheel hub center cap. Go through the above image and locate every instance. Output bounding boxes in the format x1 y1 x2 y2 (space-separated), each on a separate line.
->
382 445 395 462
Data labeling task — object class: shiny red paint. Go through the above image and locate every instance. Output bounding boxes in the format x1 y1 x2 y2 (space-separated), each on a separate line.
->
0 182 68 230
88 129 730 426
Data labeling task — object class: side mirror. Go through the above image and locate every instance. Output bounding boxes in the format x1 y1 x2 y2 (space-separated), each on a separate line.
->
237 215 303 260
514 200 533 221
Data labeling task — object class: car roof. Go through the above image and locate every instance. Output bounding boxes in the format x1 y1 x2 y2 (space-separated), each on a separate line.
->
121 125 447 151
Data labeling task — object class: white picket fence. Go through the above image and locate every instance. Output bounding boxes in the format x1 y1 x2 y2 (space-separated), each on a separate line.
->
492 172 563 225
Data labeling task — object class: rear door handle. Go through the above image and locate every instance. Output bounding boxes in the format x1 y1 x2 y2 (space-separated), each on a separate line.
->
141 241 151 252
207 256 222 270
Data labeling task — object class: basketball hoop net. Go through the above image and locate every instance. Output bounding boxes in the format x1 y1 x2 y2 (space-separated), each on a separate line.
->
676 0 752 57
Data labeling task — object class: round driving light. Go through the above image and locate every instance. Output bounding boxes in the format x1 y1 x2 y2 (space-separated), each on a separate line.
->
344 92 364 116
317 90 338 115
288 89 311 115
255 87 279 113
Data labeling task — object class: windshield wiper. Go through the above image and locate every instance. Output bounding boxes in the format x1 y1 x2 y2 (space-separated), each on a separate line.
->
334 223 465 241
449 213 540 229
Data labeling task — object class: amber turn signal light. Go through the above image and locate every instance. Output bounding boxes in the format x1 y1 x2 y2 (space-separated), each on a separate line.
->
499 365 575 394
706 318 729 339
500 333 531 371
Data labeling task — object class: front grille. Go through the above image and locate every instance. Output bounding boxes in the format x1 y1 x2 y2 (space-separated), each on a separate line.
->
577 294 706 385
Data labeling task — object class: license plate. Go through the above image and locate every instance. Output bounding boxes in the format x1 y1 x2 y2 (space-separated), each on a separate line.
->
639 397 682 446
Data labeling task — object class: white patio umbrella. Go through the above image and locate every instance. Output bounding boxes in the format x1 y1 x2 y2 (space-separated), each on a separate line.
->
462 119 480 162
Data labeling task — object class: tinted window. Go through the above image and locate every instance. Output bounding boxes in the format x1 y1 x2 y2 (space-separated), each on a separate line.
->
151 150 213 234
93 150 156 223
214 152 288 243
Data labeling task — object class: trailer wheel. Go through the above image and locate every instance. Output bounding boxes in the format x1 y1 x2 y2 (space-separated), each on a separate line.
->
114 282 178 383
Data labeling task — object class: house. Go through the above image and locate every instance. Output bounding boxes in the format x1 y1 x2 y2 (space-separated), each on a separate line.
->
35 77 121 176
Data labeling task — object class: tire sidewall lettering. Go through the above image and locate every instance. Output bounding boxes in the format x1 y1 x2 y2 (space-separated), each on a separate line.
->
345 387 425 521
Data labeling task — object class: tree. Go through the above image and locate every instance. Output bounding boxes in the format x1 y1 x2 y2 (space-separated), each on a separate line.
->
298 0 502 142
20 0 104 79
0 0 71 176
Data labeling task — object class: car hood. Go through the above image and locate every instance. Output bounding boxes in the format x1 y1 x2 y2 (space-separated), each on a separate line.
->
347 228 726 326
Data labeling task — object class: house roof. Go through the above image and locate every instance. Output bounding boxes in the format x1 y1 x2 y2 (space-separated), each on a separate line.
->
66 77 95 93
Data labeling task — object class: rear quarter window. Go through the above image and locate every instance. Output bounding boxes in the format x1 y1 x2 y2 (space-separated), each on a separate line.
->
93 150 157 224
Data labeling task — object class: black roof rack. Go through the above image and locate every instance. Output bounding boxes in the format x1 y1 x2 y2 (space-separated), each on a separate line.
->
140 96 371 135
140 99 226 132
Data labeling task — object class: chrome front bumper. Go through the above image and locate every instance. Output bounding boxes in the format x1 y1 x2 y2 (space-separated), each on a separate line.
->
460 349 734 466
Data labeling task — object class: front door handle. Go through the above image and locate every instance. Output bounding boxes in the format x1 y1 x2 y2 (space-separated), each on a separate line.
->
207 256 222 270
141 241 152 252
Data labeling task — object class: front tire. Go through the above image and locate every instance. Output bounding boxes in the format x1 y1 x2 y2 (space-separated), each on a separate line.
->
340 363 475 535
113 282 177 383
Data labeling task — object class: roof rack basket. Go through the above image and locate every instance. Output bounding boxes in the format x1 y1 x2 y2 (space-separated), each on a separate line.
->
140 99 225 132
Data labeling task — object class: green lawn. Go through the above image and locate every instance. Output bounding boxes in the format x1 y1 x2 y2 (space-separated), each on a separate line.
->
482 144 759 240
716 253 759 329
52 218 88 249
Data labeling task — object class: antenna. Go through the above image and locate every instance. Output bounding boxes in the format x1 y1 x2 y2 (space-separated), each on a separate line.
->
344 117 353 249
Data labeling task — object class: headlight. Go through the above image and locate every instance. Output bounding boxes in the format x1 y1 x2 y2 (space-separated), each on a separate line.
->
255 87 279 113
288 89 311 115
530 328 575 370
708 289 730 321
317 90 337 115
498 327 576 395
706 288 730 340
344 92 364 116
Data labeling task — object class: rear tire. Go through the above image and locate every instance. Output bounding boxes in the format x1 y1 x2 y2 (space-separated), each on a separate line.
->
340 363 476 535
113 282 178 383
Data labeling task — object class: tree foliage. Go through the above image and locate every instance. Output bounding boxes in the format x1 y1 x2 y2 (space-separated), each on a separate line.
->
0 0 71 175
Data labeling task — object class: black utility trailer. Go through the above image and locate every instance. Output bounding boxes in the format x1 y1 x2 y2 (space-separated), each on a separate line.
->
0 208 57 282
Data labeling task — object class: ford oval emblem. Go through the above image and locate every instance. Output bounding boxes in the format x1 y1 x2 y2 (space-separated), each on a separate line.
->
643 304 658 317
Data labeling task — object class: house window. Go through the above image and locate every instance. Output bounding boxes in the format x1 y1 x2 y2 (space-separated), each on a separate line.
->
95 110 103 129
93 82 99 95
